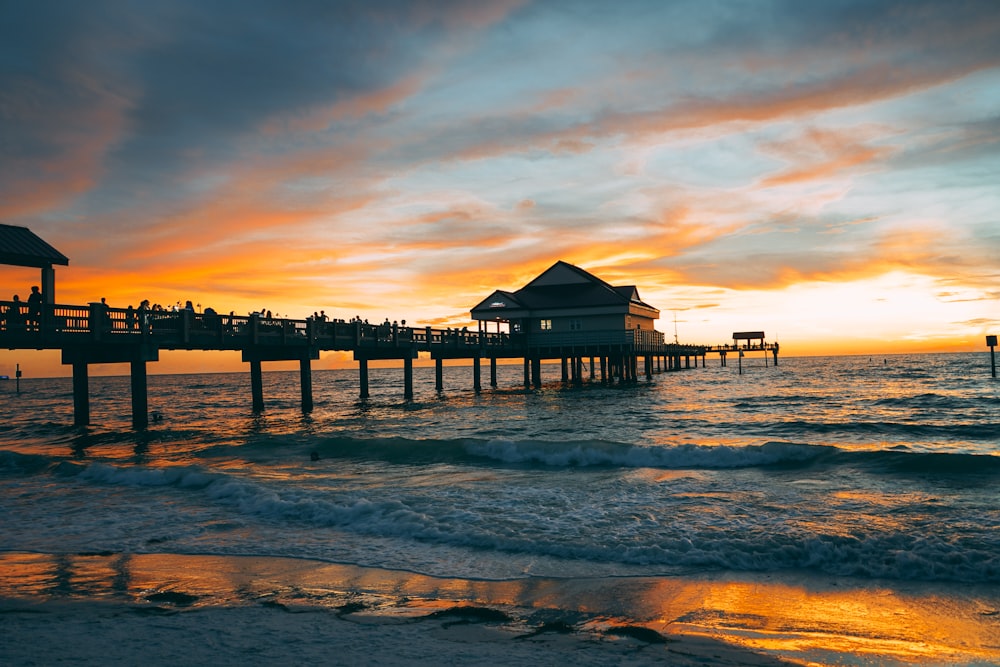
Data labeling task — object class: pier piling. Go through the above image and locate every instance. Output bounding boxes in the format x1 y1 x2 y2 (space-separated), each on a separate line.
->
72 362 89 426
130 360 148 429
404 356 414 400
299 357 313 413
989 335 997 378
250 360 264 413
359 358 370 399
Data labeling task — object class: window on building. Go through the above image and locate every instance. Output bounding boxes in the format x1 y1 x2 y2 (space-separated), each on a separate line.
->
569 319 582 331
540 319 552 331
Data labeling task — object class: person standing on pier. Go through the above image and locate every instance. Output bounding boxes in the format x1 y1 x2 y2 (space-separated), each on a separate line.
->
27 286 42 331
138 300 151 334
6 295 25 333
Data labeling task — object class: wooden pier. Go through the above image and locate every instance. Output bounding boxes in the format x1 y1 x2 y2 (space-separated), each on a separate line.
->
0 300 753 429
0 229 778 429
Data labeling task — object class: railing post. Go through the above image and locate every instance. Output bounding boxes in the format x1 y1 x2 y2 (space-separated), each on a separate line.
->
89 302 105 342
181 309 192 344
39 302 51 340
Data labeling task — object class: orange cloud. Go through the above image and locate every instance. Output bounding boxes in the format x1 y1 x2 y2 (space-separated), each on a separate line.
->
0 75 130 218
759 127 894 187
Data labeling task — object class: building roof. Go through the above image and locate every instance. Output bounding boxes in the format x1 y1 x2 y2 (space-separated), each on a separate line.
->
471 260 659 318
0 224 70 268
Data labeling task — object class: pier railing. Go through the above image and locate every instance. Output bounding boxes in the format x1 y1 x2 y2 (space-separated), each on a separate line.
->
1 300 757 429
0 302 524 355
0 301 712 358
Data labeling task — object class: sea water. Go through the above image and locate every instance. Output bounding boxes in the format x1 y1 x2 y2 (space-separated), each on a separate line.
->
2 353 999 585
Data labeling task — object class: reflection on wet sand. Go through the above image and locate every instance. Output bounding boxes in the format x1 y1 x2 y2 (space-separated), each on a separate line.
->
1 552 997 665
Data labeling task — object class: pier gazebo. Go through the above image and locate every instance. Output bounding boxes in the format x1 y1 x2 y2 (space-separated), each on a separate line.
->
470 260 675 384
0 223 69 303
471 260 660 339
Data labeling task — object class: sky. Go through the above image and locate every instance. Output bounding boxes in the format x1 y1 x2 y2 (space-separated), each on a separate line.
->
2 0 999 377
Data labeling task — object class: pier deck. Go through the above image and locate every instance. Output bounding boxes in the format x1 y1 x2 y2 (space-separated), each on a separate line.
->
1 300 777 428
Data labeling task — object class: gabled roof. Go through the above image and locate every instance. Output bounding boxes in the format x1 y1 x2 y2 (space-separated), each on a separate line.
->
0 224 70 268
471 260 660 317
614 285 656 310
470 289 525 312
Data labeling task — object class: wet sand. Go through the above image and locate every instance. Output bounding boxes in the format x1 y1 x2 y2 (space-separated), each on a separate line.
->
2 552 998 666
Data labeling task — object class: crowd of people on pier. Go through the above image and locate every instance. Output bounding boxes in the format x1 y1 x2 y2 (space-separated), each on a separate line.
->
1 285 44 333
2 287 491 350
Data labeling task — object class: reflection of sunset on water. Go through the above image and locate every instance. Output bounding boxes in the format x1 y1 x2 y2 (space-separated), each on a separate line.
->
3 553 996 664
656 577 999 664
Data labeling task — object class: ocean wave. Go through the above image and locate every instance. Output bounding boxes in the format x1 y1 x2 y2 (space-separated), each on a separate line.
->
300 436 1000 476
6 436 1000 479
761 419 1000 441
26 456 1000 584
283 436 840 469
464 439 834 469
0 450 55 475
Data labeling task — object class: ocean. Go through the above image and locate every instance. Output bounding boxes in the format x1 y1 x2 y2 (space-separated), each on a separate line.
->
3 351 998 583
2 352 1000 663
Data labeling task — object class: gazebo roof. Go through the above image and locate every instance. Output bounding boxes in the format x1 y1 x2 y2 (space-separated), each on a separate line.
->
471 260 659 318
0 224 70 268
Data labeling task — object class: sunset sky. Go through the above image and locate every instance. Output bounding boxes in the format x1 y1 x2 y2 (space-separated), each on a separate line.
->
2 0 999 376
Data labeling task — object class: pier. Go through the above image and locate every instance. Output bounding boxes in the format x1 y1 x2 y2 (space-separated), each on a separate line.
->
1 227 778 429
0 301 727 428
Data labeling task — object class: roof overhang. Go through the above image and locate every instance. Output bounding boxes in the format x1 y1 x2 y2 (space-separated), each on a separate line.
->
0 224 70 268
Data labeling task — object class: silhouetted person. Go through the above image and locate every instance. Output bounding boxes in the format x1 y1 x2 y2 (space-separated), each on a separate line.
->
6 295 25 333
27 286 42 331
99 297 112 332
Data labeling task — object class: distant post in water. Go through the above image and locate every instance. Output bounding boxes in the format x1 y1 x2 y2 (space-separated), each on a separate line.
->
988 335 997 378
15 363 22 393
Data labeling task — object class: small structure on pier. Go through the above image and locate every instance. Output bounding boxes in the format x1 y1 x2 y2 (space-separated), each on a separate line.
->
0 223 69 303
721 331 779 372
471 260 660 337
732 331 765 348
470 260 697 386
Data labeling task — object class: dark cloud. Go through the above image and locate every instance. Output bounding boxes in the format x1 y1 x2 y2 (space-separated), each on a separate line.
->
1 0 520 220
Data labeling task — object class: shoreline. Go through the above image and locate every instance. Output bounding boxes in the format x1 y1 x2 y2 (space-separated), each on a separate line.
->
2 551 999 666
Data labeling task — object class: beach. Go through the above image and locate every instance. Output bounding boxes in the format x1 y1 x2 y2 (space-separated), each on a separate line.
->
2 354 1000 665
2 552 998 666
